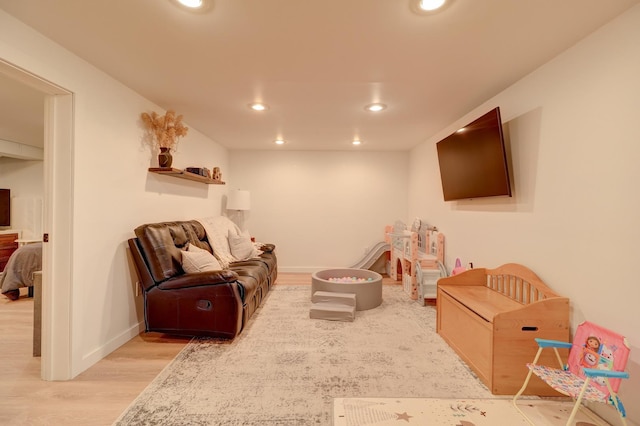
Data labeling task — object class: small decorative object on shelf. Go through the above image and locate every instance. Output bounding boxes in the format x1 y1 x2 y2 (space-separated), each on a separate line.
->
158 147 172 167
185 167 211 177
140 109 189 166
212 167 222 181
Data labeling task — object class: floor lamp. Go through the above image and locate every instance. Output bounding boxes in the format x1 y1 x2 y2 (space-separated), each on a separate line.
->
226 189 251 231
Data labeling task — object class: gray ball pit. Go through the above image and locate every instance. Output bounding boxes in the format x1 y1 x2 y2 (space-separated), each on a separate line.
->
311 268 383 311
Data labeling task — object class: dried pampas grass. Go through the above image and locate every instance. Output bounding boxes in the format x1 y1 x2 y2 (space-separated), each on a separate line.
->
141 110 189 150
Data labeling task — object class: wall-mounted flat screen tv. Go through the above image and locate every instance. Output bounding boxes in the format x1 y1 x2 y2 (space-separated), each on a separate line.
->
0 189 10 226
436 107 512 201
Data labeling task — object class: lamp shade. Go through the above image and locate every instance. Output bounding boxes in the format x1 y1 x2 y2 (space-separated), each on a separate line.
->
227 189 251 211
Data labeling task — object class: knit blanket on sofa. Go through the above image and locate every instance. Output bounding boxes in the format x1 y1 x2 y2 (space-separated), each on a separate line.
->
196 216 241 269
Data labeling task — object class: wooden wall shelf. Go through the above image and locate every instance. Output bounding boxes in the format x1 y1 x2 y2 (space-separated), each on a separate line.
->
148 168 225 185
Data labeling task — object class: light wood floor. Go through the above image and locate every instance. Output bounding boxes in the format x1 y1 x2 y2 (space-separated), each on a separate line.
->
0 273 323 425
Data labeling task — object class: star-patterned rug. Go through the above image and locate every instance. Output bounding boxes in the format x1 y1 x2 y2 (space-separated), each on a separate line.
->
332 398 608 425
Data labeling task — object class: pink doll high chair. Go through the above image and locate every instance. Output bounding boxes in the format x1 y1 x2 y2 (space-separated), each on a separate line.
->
512 321 630 425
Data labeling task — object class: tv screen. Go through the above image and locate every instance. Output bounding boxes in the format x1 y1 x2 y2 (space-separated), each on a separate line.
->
436 107 512 201
0 189 9 227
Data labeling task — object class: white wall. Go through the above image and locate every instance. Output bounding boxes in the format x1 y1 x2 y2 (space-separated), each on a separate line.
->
0 10 229 377
0 157 44 238
0 157 43 196
409 6 640 424
229 150 409 271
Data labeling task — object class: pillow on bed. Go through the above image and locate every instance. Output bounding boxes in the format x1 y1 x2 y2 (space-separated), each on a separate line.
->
228 230 258 261
181 243 222 273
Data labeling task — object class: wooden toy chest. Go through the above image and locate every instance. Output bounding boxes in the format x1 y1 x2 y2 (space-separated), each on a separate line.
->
436 263 570 395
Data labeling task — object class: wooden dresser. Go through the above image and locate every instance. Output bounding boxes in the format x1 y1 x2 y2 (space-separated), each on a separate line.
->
0 232 19 271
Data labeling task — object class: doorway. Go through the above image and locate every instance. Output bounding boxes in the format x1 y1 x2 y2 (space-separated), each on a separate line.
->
0 59 74 380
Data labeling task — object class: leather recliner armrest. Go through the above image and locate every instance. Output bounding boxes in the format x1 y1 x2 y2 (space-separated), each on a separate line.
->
157 270 239 291
260 243 276 253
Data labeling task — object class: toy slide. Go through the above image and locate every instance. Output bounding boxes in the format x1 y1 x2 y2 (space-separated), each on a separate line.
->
350 241 390 270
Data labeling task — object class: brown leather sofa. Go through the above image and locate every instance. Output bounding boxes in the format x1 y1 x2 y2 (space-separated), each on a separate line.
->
128 219 277 339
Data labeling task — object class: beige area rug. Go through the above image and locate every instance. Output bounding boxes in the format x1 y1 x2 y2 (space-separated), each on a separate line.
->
333 397 608 425
115 285 503 425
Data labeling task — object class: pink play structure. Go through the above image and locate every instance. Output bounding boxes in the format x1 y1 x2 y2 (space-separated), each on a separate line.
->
385 219 446 304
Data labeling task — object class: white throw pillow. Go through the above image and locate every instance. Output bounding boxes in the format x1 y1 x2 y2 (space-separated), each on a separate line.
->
187 243 208 253
228 230 257 261
181 244 222 273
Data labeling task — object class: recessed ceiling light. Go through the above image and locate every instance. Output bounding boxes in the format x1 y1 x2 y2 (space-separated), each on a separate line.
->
274 139 286 145
419 0 445 10
410 0 450 14
249 102 268 111
170 0 211 12
365 103 387 112
352 140 362 146
178 0 202 7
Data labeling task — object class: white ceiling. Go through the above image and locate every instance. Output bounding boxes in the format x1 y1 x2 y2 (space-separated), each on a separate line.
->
0 0 638 151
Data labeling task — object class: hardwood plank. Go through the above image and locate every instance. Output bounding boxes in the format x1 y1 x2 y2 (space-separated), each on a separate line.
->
0 273 398 425
0 293 190 425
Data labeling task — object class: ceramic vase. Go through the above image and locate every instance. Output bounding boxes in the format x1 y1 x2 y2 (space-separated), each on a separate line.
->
158 147 173 168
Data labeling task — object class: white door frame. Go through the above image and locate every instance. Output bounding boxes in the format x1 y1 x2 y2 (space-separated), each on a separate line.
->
0 60 74 380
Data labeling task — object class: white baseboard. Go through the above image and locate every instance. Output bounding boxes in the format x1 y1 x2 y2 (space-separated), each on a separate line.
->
77 321 145 376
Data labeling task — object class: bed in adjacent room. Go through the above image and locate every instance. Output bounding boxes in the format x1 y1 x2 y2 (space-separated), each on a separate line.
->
0 242 42 301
